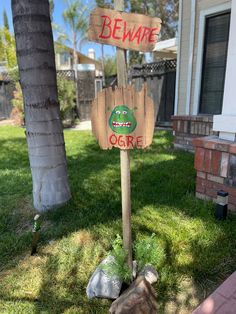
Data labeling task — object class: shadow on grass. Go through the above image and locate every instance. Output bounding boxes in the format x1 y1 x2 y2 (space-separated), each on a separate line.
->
1 129 236 313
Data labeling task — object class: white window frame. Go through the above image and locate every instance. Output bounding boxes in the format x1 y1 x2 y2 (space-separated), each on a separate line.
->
192 2 231 115
95 78 103 96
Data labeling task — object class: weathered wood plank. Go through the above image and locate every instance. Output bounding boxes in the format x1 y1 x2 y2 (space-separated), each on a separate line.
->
88 7 162 52
91 85 155 150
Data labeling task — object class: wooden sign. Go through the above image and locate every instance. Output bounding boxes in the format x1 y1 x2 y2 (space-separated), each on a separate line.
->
91 84 155 149
88 8 162 52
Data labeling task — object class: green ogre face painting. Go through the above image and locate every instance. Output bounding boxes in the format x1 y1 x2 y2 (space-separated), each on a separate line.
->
109 105 137 134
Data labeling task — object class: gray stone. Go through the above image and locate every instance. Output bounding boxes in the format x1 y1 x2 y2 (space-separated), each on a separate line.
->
109 276 157 314
132 260 137 279
86 256 122 300
139 264 159 285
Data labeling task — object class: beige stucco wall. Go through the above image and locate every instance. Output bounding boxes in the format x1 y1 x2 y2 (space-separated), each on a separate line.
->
177 0 231 115
177 0 192 115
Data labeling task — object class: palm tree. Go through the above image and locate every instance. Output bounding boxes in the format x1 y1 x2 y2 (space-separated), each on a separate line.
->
56 0 88 112
11 0 71 211
49 0 55 21
62 0 88 71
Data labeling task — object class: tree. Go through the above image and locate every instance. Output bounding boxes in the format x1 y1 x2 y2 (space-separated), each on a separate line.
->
129 0 179 65
49 0 55 21
62 0 88 69
95 0 113 86
129 0 179 39
101 55 117 85
3 10 9 30
0 11 17 72
0 27 17 71
58 0 88 112
11 0 71 211
128 51 144 67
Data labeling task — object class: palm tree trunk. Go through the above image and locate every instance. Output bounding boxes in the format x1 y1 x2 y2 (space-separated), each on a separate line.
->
12 0 71 211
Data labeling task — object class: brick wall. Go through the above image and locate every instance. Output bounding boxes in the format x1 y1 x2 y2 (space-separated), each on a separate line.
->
193 136 236 212
172 115 217 151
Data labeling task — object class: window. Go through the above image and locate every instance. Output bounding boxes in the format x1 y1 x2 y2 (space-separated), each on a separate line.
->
199 12 230 114
60 52 70 66
95 79 103 96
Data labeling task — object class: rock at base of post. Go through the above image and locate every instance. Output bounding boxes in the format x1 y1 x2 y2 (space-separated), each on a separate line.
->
86 256 122 300
109 276 157 314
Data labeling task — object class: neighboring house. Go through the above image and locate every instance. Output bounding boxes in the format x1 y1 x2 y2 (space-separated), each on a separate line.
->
55 43 103 95
55 45 104 120
153 37 177 60
55 44 103 95
174 0 236 210
55 44 102 73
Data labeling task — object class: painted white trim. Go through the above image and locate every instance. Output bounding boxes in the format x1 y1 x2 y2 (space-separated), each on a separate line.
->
219 132 235 141
214 115 236 133
213 0 236 140
185 0 196 115
192 2 231 115
95 78 103 96
174 0 182 115
154 38 177 51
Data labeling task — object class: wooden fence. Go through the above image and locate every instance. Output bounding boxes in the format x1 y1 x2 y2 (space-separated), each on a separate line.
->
77 71 96 121
0 61 176 124
130 59 176 126
0 70 76 120
0 80 14 119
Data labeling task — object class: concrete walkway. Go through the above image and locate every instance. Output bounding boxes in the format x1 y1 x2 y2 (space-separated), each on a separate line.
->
70 120 91 131
192 271 236 314
0 119 92 130
0 119 15 126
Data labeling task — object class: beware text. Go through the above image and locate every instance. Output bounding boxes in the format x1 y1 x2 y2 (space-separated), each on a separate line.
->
88 8 161 52
99 15 159 44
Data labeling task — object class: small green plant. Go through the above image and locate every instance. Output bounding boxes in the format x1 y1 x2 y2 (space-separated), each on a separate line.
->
134 233 165 272
102 234 132 283
102 234 165 283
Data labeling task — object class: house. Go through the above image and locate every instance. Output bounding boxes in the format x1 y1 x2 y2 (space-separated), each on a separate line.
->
55 44 102 75
173 0 236 210
55 45 104 120
55 45 103 94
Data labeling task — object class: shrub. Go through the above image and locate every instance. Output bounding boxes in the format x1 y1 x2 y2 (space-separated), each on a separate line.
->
11 78 76 127
11 82 24 125
57 78 76 127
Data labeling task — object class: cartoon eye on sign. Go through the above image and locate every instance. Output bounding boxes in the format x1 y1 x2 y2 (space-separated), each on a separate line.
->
109 105 137 135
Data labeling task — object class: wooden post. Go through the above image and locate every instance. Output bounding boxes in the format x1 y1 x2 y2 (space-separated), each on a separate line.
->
114 0 133 273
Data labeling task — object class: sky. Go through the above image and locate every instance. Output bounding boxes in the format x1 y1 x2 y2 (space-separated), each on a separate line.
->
0 0 115 59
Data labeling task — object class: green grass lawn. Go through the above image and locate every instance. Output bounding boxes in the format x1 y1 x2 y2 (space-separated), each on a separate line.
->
1 126 236 314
